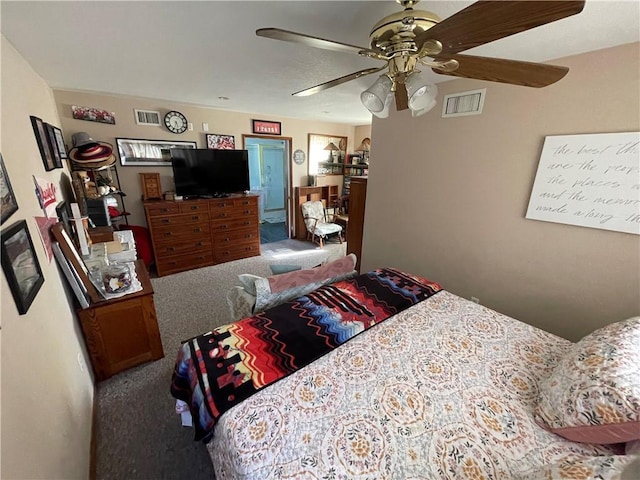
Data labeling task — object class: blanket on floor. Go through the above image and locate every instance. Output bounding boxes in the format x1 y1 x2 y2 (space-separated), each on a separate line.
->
170 267 442 441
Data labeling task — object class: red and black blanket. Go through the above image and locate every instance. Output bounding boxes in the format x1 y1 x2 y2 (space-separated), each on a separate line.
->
170 267 441 441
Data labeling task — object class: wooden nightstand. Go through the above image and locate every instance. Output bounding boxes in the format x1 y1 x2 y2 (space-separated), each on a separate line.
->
76 260 164 381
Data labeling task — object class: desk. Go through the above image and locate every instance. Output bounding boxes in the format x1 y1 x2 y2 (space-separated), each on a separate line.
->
76 260 164 381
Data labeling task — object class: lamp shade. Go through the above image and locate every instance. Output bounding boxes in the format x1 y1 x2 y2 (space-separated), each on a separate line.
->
324 142 339 151
356 138 371 152
405 71 438 113
361 75 393 113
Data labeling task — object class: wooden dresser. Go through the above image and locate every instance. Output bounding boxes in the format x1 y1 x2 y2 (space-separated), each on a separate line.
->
144 195 260 276
77 260 164 381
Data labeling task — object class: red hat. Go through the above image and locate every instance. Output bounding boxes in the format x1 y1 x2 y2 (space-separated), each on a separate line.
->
69 133 115 169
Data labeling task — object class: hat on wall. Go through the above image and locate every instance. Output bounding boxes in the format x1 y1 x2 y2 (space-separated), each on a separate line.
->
68 132 115 169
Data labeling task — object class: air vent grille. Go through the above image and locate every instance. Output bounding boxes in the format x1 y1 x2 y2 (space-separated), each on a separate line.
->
442 88 486 118
134 109 161 126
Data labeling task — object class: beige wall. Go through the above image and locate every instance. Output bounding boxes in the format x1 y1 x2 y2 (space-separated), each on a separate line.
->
363 42 640 342
52 90 361 226
1 36 94 479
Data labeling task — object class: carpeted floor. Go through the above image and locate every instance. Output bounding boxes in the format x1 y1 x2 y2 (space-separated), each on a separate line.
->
94 239 346 480
259 221 288 244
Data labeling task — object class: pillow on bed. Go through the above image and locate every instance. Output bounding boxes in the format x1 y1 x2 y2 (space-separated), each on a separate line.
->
253 254 357 312
535 316 640 444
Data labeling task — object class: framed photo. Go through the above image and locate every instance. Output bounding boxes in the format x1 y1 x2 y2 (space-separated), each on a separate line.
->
206 134 235 150
50 223 102 303
116 138 197 166
252 119 281 136
52 125 68 160
30 115 56 171
71 105 116 124
45 123 64 168
1 220 45 315
1 153 19 225
52 242 89 309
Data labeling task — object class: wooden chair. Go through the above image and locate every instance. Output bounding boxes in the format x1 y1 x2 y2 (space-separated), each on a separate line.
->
300 200 343 248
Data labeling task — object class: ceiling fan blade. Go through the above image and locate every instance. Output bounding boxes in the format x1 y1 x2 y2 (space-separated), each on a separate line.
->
256 28 376 56
395 83 409 111
416 1 585 55
293 66 386 97
432 54 569 87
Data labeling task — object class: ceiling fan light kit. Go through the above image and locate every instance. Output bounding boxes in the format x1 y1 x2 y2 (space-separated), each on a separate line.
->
256 0 586 119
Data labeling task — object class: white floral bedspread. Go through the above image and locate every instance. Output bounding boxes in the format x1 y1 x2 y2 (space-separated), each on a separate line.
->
208 291 633 479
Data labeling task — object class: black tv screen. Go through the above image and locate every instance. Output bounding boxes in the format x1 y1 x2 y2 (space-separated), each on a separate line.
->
171 148 250 197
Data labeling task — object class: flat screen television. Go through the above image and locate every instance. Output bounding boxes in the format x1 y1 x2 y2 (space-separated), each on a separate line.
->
171 148 250 197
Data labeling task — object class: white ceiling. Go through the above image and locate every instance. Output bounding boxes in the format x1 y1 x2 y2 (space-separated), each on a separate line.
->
2 1 638 125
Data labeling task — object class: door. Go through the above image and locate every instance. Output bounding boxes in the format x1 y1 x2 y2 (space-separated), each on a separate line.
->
243 135 292 240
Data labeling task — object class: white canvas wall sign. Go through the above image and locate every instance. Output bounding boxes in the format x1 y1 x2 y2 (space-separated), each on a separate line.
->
526 132 640 235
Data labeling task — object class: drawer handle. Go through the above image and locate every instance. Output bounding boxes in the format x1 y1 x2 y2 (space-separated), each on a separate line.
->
244 210 250 214
192 215 199 220
243 221 250 225
161 208 169 213
220 202 227 207
195 242 203 247
220 213 228 218
162 219 170 224
164 232 172 237
243 201 249 205
193 228 202 233
190 206 198 210
245 234 253 238
169 261 177 266
221 225 228 229
221 237 230 243
167 247 175 252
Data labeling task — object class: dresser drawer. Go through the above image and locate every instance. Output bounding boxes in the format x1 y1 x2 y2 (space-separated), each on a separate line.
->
146 204 180 217
179 202 209 214
209 205 258 221
213 228 260 247
214 243 261 263
211 217 259 232
208 199 236 211
153 238 212 258
151 224 209 243
149 212 209 228
156 252 215 277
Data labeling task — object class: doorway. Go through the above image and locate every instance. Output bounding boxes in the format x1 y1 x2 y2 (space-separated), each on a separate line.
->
242 134 292 244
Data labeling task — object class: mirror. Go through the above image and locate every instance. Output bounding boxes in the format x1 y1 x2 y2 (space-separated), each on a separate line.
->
307 133 347 176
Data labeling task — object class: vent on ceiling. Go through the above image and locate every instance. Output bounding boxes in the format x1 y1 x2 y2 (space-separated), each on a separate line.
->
134 109 161 126
441 88 486 118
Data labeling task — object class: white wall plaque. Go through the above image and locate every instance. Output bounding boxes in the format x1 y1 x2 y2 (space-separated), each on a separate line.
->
526 132 640 235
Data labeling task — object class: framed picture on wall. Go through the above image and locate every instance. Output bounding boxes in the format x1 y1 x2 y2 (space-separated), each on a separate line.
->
45 123 64 168
251 119 281 136
116 138 197 166
30 115 56 171
1 220 45 315
1 153 19 225
206 134 235 150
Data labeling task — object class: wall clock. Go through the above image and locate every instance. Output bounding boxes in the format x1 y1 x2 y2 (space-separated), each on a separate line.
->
164 110 188 134
293 149 305 165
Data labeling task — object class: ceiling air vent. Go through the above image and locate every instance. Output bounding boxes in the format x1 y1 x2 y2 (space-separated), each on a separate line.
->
134 109 161 126
441 88 486 118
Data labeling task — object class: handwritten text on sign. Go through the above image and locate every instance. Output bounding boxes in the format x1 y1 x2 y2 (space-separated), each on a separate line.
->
526 132 640 235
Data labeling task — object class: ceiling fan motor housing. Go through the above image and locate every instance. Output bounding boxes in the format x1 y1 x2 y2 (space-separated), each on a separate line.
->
369 8 441 54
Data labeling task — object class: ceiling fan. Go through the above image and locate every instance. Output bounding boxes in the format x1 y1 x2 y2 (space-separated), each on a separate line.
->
256 0 586 117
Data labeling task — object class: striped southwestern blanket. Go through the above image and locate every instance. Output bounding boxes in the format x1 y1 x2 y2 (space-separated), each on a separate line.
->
170 268 442 441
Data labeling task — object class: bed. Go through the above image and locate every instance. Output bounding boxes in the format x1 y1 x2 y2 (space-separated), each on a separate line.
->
171 267 639 479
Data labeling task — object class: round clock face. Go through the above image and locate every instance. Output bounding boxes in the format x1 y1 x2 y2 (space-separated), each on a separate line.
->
164 110 188 134
293 149 305 165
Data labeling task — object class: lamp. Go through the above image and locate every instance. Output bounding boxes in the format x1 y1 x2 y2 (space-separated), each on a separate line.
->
356 138 370 164
360 75 393 114
361 71 438 118
405 71 438 117
324 141 339 163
